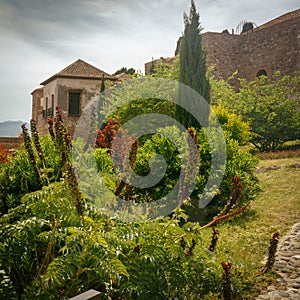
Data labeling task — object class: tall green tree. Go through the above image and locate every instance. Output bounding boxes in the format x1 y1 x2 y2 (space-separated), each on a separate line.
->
100 72 105 93
175 0 210 129
97 73 106 128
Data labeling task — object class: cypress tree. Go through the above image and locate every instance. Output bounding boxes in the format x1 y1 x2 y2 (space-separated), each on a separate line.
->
100 72 105 93
175 0 210 129
98 73 106 128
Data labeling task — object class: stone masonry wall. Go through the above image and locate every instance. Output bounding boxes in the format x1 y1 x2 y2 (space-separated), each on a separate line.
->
203 14 300 81
36 77 107 136
145 10 300 83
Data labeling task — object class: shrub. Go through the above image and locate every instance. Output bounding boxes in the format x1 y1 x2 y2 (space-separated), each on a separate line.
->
0 112 258 299
211 72 300 152
0 134 61 214
95 117 122 149
183 130 259 222
0 184 222 299
212 105 251 145
94 125 259 223
238 73 300 151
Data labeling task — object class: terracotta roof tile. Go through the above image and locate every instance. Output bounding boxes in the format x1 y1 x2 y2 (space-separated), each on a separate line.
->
40 59 114 85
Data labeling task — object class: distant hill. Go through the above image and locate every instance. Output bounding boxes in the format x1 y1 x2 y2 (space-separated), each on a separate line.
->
0 121 28 137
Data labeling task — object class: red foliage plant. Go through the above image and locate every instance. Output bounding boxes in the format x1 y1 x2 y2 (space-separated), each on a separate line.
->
111 130 139 171
95 117 122 149
0 143 10 164
95 117 139 171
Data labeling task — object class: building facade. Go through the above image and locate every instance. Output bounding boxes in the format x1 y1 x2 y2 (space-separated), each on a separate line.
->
31 59 119 136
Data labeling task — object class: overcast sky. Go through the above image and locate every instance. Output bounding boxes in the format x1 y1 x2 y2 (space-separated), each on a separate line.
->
0 0 299 122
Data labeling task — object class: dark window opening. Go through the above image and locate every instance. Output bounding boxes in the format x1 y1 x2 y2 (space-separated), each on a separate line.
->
45 97 48 118
256 69 267 77
51 94 54 116
69 92 81 116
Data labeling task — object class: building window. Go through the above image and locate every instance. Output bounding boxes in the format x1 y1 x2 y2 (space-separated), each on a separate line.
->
68 92 81 116
256 69 267 77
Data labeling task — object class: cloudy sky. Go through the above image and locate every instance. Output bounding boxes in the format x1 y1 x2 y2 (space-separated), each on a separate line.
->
0 0 299 122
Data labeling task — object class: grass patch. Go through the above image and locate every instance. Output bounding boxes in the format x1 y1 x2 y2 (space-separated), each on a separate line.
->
203 157 300 299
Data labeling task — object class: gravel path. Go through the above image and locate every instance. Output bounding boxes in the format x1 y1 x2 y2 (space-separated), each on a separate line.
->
256 223 300 300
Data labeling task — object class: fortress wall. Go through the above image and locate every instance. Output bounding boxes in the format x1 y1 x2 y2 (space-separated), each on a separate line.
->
203 15 300 81
145 12 299 84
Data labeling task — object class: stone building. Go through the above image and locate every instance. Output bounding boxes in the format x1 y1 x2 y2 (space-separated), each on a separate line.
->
145 9 300 81
31 59 119 136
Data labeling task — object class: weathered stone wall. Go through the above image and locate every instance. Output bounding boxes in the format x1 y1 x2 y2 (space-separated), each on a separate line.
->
35 78 102 136
204 12 300 81
202 32 240 80
31 88 45 135
145 10 300 83
31 88 43 123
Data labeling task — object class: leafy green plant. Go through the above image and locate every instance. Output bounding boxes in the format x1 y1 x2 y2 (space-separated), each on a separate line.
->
239 73 300 151
1 182 224 299
94 125 259 222
150 57 180 80
211 72 300 152
0 130 60 214
0 94 261 300
0 182 81 298
212 105 251 145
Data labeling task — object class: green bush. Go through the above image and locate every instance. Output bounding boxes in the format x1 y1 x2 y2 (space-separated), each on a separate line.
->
238 73 300 151
0 134 61 214
94 125 259 223
212 105 251 145
211 72 300 152
183 130 259 222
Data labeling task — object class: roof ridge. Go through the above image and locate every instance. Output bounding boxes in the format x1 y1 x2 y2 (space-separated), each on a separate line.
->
57 59 110 76
40 59 113 85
